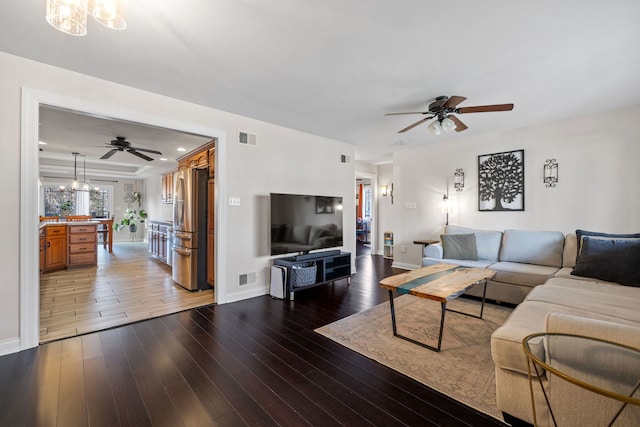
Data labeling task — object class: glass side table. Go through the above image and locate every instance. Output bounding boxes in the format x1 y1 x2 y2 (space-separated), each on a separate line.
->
522 333 640 427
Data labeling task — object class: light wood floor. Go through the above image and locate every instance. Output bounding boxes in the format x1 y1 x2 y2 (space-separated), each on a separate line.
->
40 242 214 343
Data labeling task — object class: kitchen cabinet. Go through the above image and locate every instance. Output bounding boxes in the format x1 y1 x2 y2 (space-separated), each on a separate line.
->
44 225 67 272
161 171 174 204
148 221 170 265
68 224 97 267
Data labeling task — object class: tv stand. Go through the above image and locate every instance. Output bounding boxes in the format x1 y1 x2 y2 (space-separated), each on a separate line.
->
274 251 351 300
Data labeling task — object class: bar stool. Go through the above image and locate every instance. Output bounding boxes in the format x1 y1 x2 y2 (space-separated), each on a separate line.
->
39 215 59 222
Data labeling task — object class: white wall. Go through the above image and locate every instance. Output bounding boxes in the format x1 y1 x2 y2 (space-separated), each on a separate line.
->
390 106 640 269
144 174 173 223
1 51 355 354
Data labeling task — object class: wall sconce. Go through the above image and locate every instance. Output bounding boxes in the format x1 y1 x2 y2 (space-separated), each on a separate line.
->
454 168 464 192
440 194 449 225
381 185 388 196
543 159 558 188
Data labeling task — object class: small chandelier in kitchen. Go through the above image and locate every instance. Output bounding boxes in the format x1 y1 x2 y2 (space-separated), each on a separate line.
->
59 152 91 192
46 0 127 37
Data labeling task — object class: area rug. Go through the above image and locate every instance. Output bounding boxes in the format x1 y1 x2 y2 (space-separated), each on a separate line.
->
315 295 513 420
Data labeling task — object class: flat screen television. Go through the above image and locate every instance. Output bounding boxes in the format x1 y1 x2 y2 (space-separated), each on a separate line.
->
270 193 344 256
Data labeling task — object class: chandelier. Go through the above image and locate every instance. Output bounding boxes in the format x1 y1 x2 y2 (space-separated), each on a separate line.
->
46 0 127 36
59 153 92 192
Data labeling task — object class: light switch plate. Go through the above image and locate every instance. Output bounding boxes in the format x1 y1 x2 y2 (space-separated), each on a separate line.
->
228 197 241 207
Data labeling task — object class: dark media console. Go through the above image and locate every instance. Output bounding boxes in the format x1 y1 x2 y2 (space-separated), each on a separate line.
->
273 251 351 300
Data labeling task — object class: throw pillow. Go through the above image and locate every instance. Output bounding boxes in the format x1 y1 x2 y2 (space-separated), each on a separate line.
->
575 229 640 261
441 233 478 261
571 236 640 286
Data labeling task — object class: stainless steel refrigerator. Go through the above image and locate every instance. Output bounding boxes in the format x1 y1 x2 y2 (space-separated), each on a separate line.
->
172 166 209 290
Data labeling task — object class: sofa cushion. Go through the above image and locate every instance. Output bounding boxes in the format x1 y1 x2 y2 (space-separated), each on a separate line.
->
490 261 559 287
440 233 478 260
571 236 640 286
500 230 565 267
526 279 640 323
546 312 640 349
492 300 640 375
445 225 502 261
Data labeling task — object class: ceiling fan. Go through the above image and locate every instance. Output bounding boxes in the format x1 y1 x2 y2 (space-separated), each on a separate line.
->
101 136 162 161
385 96 514 134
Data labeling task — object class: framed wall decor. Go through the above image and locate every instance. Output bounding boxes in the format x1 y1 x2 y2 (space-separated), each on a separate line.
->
316 196 333 214
478 149 525 211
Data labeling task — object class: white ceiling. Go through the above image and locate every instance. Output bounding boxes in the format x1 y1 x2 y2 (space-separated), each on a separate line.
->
2 1 640 168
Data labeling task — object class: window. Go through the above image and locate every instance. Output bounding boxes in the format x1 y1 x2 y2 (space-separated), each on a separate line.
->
363 186 372 220
42 183 113 218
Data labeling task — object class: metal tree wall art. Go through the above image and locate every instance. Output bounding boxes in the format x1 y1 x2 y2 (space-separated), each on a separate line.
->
478 149 524 211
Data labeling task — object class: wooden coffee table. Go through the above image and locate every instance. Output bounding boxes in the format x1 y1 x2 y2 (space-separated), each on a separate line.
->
379 263 496 352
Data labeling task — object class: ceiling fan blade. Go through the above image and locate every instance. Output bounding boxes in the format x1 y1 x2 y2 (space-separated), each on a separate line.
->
457 103 514 114
385 111 429 116
442 96 467 109
398 116 433 133
128 149 154 161
130 147 163 155
448 115 468 132
101 149 118 159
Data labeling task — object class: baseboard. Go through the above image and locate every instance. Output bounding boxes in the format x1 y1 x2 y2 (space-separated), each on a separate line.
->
391 261 420 270
224 285 272 304
0 337 22 356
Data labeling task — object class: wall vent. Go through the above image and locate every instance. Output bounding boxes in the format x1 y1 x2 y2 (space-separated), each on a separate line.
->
340 154 351 164
238 272 257 286
238 131 257 146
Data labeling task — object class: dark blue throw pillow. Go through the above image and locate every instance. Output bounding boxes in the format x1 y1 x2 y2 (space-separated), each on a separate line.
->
571 236 640 286
575 229 640 261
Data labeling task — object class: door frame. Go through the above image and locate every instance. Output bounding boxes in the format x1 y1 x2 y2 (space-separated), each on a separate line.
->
355 171 378 255
20 88 227 350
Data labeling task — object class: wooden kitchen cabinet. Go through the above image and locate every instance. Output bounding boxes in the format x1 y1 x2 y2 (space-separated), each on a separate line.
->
161 171 174 204
68 224 97 267
44 225 67 272
148 221 170 265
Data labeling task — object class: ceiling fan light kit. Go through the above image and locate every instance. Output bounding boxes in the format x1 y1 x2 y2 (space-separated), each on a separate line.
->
46 0 127 36
386 95 514 135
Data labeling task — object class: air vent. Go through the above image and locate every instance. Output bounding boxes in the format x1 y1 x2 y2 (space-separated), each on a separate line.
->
238 272 257 286
239 131 257 146
340 154 351 164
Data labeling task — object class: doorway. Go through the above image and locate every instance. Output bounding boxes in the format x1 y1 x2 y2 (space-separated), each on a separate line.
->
355 172 377 257
20 88 227 350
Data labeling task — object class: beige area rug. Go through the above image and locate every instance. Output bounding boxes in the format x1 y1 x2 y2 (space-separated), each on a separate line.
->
315 295 513 420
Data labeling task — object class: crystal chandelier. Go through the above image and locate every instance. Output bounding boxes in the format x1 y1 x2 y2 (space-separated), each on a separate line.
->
46 0 127 36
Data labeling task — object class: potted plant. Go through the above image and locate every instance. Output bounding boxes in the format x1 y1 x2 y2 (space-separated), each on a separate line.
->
58 200 74 218
114 208 147 232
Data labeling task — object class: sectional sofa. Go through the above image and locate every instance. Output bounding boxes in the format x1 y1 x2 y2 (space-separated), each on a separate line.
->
422 225 640 426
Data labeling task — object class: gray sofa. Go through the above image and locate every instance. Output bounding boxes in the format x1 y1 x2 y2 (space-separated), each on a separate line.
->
423 225 640 425
492 278 640 426
422 225 585 305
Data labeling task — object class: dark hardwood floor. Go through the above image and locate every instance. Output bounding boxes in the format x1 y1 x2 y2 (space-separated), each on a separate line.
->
0 254 506 426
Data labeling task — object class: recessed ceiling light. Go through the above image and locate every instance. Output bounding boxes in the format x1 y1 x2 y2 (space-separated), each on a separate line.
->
160 158 168 161
177 147 186 152
38 141 47 145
